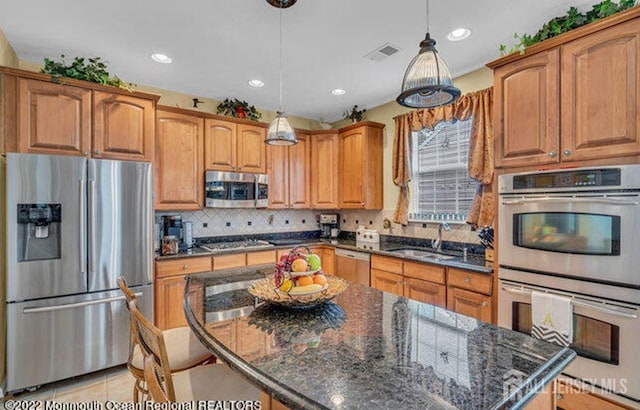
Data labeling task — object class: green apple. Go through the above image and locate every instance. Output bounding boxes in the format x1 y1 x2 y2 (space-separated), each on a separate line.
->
306 254 321 271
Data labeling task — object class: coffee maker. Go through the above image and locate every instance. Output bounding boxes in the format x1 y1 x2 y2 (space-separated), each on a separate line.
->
161 215 194 253
319 214 339 238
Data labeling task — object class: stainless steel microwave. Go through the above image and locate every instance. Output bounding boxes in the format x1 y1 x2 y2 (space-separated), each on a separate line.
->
205 171 268 208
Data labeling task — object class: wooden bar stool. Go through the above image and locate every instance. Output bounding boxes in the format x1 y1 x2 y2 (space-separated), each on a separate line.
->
129 299 261 402
117 277 214 402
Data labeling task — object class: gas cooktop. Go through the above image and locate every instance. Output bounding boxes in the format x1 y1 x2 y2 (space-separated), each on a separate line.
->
199 239 274 253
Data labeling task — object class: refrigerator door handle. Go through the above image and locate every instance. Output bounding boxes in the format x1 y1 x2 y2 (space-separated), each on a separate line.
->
22 293 142 314
79 179 87 275
88 178 96 276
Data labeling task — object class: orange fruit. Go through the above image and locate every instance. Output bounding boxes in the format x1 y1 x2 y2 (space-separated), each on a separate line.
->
291 258 309 272
296 275 314 286
312 274 328 286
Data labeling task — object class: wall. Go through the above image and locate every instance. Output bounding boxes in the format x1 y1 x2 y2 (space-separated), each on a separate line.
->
333 67 494 244
0 27 18 68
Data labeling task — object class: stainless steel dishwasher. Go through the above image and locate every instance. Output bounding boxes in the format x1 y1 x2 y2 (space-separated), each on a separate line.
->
334 248 371 286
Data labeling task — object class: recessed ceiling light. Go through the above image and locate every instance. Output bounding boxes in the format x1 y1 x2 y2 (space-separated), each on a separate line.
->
248 79 265 88
447 28 472 42
331 89 346 96
150 53 172 64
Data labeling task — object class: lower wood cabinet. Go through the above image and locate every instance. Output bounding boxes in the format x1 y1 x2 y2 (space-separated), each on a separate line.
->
446 287 492 323
370 269 404 297
555 381 631 410
404 277 446 307
154 275 189 330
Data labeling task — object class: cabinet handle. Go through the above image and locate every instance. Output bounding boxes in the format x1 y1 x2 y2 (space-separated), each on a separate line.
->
563 149 571 156
556 393 563 400
94 150 102 156
482 301 488 307
183 264 189 270
548 151 557 157
464 277 471 283
82 151 89 156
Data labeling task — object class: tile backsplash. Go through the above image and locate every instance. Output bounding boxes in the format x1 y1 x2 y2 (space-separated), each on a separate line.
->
156 208 480 245
158 209 320 238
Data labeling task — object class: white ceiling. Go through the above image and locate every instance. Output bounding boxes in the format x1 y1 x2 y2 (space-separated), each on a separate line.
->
0 0 595 121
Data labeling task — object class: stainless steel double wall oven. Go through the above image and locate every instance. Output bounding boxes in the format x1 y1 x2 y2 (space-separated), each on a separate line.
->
497 165 640 406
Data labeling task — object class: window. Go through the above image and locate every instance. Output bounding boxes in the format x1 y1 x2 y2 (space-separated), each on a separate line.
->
409 118 477 222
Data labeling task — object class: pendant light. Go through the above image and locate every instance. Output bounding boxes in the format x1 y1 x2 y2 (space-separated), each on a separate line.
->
265 0 297 146
397 0 460 108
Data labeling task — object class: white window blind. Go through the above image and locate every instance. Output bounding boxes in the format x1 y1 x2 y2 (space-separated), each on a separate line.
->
409 118 477 222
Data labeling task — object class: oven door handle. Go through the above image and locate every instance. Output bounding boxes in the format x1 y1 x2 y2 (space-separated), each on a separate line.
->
500 286 638 319
501 197 640 206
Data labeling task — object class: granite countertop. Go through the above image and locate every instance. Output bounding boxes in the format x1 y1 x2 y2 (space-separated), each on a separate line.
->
157 237 492 274
184 270 575 410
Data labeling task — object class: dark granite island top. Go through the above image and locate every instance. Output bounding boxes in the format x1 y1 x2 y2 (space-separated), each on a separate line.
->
184 267 575 410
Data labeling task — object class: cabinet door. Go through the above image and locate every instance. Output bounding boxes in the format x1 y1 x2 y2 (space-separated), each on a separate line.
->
155 110 204 210
237 124 266 173
289 133 311 208
447 287 492 322
339 128 365 208
494 49 560 168
561 18 640 162
267 144 289 209
370 269 403 297
321 247 335 276
93 91 154 161
17 78 92 156
310 133 339 209
204 119 236 171
404 278 446 307
555 381 629 410
155 275 187 330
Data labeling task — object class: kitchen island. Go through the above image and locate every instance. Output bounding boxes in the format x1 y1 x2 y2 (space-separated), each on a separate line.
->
184 266 575 409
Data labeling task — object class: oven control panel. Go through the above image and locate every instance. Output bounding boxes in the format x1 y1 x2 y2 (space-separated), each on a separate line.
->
511 168 621 190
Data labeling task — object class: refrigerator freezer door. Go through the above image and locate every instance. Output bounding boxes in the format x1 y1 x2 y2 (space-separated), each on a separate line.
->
7 153 88 301
5 284 153 392
88 159 153 291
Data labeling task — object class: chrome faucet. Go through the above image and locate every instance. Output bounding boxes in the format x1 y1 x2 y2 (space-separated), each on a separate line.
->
431 222 451 253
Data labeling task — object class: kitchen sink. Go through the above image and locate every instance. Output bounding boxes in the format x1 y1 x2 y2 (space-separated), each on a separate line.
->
385 248 456 260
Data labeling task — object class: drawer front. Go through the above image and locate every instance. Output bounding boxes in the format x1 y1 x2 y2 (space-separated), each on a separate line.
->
213 253 247 271
371 255 403 274
403 260 445 284
155 257 212 278
447 268 493 295
247 250 276 266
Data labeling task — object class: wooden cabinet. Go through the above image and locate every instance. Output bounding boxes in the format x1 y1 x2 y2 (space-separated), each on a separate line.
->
204 119 266 173
93 91 155 161
310 133 339 209
2 70 157 160
246 250 277 266
320 247 335 276
370 255 446 307
155 256 212 330
155 110 204 210
555 380 631 410
446 267 493 323
489 11 640 168
16 77 92 156
267 133 310 209
338 122 384 209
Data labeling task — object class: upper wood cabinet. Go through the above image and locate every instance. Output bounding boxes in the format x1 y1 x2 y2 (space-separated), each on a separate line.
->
204 119 266 173
2 69 158 160
155 109 204 210
338 122 384 209
267 133 310 209
16 78 92 156
489 10 640 168
310 133 339 209
93 91 155 161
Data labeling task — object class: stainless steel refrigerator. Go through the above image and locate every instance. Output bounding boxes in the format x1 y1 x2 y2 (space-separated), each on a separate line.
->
5 153 153 392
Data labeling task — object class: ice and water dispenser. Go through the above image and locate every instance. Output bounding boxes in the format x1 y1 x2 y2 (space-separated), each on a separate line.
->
17 203 62 261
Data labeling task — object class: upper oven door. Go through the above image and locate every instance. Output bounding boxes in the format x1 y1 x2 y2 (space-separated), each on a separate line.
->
498 193 640 286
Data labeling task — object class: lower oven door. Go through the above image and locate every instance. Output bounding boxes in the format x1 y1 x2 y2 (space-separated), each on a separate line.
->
498 193 640 286
498 278 639 402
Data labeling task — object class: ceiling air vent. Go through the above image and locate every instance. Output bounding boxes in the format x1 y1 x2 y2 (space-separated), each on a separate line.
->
364 43 401 62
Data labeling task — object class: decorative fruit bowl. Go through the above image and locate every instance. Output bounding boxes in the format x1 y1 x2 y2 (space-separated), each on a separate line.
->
248 246 348 308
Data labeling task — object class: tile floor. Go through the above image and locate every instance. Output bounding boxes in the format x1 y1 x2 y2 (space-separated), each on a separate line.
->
1 365 135 404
